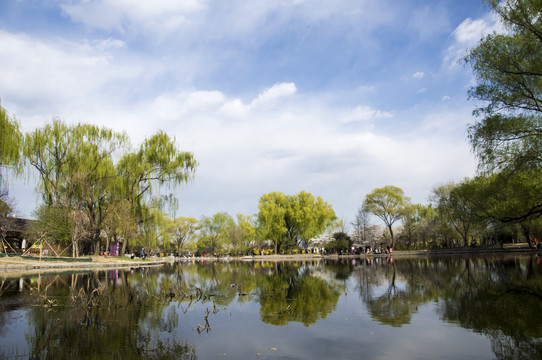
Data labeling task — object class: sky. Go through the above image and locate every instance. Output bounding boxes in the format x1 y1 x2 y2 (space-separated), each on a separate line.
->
0 0 502 224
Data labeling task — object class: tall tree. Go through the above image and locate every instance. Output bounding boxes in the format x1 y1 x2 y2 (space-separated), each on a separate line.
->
466 0 542 172
363 186 409 249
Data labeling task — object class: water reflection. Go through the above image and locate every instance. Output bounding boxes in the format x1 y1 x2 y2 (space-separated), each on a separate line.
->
0 256 541 359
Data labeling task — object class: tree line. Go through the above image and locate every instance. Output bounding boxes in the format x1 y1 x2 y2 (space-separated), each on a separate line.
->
1 0 541 255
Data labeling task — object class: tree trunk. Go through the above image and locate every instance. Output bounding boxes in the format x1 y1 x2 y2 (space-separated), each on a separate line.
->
105 234 111 256
520 224 532 248
120 237 128 256
388 225 395 249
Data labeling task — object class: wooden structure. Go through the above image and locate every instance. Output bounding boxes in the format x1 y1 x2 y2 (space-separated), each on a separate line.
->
0 217 35 254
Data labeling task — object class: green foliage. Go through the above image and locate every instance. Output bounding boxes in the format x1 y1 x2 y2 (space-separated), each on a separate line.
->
257 191 337 253
466 0 542 172
466 168 542 224
431 181 484 247
117 131 198 216
32 205 74 246
324 232 353 253
197 212 235 254
256 263 343 326
170 216 199 253
287 191 337 248
234 213 256 248
0 105 22 191
363 185 410 249
397 203 445 250
0 105 22 167
257 192 289 253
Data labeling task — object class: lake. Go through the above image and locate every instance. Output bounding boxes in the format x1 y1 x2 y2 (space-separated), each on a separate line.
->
1 255 541 359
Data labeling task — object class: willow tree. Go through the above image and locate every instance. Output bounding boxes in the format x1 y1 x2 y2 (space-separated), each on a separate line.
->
0 104 22 188
23 119 128 255
286 191 337 249
467 0 542 172
465 0 542 228
257 191 337 253
363 186 410 249
257 191 288 254
0 104 22 240
116 131 198 255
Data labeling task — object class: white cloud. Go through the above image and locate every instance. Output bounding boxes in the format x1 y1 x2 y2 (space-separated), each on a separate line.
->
340 105 393 124
413 72 424 79
58 0 389 43
444 14 504 68
250 82 297 107
0 30 141 122
60 0 207 32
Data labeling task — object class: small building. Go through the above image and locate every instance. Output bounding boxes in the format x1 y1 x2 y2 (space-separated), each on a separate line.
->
0 217 35 253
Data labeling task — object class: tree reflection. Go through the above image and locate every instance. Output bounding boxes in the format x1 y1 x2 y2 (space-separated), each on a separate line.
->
365 261 418 327
256 262 343 326
7 269 198 359
351 255 542 360
437 256 542 360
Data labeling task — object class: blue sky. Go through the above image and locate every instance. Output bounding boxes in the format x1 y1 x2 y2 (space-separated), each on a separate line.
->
0 0 501 223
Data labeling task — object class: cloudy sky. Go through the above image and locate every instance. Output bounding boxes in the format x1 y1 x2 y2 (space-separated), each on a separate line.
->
0 0 501 222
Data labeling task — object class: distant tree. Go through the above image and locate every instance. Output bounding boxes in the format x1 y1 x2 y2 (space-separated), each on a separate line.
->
198 212 235 254
287 191 337 249
351 205 378 247
363 186 410 249
227 213 256 254
257 192 289 254
257 191 337 254
170 216 199 254
324 232 353 254
431 182 482 247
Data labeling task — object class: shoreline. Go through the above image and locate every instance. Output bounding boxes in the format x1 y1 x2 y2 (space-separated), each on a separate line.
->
0 255 172 279
1 245 539 278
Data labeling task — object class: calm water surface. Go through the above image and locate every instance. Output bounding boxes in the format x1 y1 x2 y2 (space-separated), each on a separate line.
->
1 256 541 359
